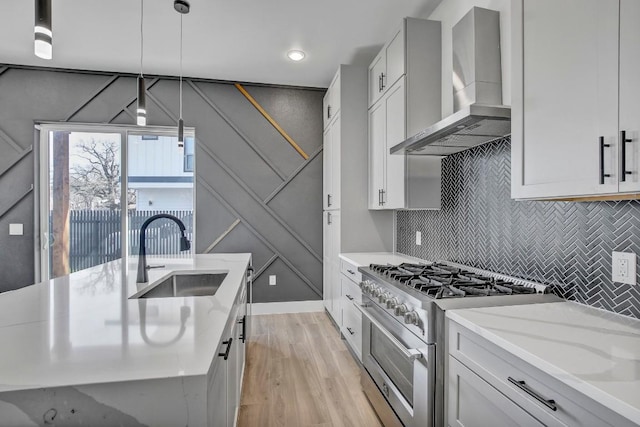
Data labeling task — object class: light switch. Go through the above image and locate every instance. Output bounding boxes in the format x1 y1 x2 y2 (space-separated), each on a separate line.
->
9 223 23 236
416 231 422 246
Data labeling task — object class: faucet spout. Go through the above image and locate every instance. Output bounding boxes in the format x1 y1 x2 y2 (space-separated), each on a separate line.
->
136 213 191 284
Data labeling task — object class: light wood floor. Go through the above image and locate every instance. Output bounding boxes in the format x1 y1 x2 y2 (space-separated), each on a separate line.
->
238 312 383 427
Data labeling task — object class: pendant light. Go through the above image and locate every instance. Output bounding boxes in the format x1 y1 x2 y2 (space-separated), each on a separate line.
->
137 0 147 126
34 0 52 59
174 0 190 146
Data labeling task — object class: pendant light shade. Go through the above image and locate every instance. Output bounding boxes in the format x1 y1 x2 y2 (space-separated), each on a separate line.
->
178 118 184 143
175 0 190 145
137 0 146 126
34 0 52 60
137 76 147 126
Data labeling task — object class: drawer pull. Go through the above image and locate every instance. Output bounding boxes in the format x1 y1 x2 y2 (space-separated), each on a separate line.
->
347 269 355 275
508 377 557 412
345 294 354 301
346 327 355 335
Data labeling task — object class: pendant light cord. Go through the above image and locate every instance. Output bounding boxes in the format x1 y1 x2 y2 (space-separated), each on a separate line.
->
179 13 183 120
140 0 144 77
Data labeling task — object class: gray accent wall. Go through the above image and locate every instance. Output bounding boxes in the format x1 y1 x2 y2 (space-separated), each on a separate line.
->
397 138 640 319
0 65 323 302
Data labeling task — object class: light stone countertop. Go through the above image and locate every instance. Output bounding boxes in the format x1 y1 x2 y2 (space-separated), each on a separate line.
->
339 252 427 267
0 253 251 393
447 301 640 425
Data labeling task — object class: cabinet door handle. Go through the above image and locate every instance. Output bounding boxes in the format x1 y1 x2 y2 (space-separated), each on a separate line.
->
327 194 332 207
346 327 355 335
378 189 383 206
345 294 354 301
508 377 557 412
327 105 331 119
347 269 355 275
599 136 611 185
381 189 386 205
218 338 233 360
327 212 332 225
621 130 633 182
380 72 386 91
238 316 246 343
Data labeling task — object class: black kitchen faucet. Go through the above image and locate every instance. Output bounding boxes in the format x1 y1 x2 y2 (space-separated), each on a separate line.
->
136 213 191 283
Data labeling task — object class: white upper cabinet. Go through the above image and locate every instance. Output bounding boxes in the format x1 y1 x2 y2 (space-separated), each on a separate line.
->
323 70 341 130
369 77 408 210
368 17 442 210
512 0 640 200
368 25 406 108
619 0 640 193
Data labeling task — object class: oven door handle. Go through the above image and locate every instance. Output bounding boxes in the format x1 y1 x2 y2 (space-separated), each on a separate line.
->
354 302 425 361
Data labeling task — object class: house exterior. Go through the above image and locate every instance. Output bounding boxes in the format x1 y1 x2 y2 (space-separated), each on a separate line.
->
127 134 194 211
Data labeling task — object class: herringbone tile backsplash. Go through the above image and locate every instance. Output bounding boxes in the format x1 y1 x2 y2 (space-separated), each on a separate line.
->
397 137 640 319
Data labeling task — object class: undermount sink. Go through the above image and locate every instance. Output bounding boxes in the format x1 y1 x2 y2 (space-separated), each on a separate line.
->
131 272 228 299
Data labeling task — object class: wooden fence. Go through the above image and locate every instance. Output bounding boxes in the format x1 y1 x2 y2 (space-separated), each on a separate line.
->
54 210 194 273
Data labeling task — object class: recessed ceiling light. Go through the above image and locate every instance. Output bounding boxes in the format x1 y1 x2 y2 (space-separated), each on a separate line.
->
287 50 305 62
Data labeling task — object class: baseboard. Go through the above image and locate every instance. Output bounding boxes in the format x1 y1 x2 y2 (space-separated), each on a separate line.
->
251 300 324 315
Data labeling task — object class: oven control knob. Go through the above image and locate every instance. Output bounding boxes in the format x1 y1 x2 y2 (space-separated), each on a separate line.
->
385 297 400 309
394 304 408 317
404 310 420 326
371 287 383 298
359 280 371 292
378 292 391 303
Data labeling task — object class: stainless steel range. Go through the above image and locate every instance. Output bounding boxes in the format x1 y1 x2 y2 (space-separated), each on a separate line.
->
355 261 561 427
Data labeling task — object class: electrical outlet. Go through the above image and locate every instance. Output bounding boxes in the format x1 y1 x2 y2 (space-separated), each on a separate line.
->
416 231 422 246
612 251 636 285
269 275 277 286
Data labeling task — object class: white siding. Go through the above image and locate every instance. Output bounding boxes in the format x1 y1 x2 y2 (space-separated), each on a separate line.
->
128 135 193 177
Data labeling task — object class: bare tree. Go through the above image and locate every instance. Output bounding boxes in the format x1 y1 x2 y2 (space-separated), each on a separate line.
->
70 139 135 210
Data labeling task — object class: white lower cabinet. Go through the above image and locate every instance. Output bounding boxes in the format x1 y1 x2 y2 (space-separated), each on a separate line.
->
448 356 545 427
447 320 635 427
323 211 341 323
340 269 363 360
208 276 248 427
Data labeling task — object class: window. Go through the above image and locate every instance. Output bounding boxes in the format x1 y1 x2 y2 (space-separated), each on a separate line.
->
183 137 195 172
38 124 195 281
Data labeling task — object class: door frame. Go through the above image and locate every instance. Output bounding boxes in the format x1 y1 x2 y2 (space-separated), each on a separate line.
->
34 122 196 282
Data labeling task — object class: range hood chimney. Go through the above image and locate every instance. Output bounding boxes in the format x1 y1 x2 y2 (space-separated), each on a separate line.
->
391 7 510 156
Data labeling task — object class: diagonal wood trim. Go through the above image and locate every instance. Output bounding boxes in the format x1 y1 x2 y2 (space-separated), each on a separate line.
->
0 145 33 180
253 254 279 281
107 78 160 124
204 218 241 253
0 66 8 77
0 184 33 220
188 80 287 181
64 75 120 121
264 145 323 204
197 139 322 263
0 126 23 152
234 83 310 160
199 179 321 297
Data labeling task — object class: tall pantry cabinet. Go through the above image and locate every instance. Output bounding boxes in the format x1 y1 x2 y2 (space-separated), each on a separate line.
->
322 65 394 326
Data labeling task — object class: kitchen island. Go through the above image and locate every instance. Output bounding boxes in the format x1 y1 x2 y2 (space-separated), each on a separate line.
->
0 253 251 426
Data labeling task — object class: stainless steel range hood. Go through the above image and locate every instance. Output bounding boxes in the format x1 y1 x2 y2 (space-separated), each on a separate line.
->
391 7 510 156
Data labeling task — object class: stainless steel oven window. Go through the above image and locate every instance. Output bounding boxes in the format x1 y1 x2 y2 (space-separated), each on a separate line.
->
370 325 415 406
